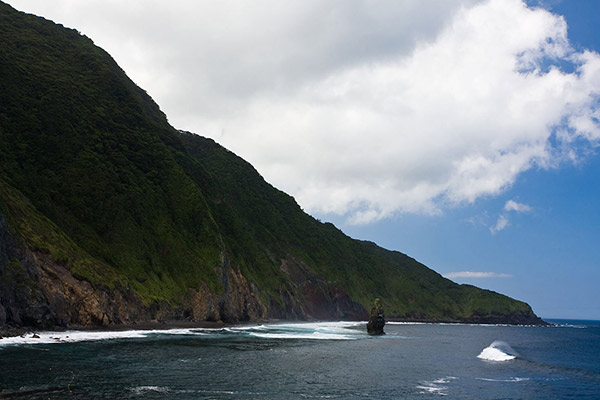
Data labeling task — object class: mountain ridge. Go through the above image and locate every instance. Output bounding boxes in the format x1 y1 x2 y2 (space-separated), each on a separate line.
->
0 2 545 329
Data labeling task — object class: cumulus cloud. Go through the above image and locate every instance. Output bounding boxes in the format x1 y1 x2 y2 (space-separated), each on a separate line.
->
225 0 600 223
444 271 513 279
9 0 600 223
489 199 533 233
490 215 510 234
504 200 532 213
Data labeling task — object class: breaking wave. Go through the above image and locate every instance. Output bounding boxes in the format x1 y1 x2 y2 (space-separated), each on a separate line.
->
246 321 363 340
0 321 365 346
129 386 171 395
477 341 518 361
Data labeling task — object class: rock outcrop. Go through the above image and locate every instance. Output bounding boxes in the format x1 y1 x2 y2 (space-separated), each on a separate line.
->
367 298 385 335
272 257 367 321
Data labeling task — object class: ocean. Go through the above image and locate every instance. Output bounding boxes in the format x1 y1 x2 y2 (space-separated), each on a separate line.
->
0 319 598 399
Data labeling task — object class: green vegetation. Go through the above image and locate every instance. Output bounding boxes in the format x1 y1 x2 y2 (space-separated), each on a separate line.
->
0 2 540 322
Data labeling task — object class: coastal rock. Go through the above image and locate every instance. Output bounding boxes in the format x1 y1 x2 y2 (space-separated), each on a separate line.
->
367 298 385 335
272 257 368 321
215 254 267 323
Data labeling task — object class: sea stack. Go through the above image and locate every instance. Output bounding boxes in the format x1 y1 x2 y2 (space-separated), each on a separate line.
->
367 298 385 335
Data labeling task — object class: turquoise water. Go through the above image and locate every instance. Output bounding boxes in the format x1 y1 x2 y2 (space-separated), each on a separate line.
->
0 320 598 399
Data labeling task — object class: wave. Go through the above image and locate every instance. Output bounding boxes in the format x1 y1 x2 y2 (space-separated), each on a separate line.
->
416 376 457 396
249 332 356 340
246 321 363 340
477 340 518 361
0 321 365 346
130 386 171 395
551 323 589 329
0 328 213 346
477 377 530 382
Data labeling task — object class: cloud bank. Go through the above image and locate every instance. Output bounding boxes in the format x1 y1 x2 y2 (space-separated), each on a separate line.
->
10 0 600 223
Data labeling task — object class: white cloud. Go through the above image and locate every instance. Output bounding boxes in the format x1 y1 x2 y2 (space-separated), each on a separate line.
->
490 215 510 234
8 0 600 223
504 200 532 213
488 199 532 233
444 271 513 278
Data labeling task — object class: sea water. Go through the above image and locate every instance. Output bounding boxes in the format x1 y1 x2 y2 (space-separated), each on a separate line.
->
0 319 598 399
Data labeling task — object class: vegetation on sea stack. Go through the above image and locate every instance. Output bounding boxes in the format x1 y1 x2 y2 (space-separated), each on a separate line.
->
0 2 544 327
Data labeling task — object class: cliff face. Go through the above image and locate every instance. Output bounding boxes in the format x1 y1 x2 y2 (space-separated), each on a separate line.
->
0 2 545 329
0 205 269 327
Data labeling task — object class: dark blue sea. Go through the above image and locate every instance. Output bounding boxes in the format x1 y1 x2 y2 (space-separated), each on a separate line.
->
1 319 598 399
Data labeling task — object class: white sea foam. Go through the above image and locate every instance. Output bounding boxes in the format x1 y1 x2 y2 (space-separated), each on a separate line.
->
477 341 518 361
130 386 171 395
432 377 457 384
416 384 447 395
247 321 363 340
552 322 588 329
416 377 456 396
0 330 146 346
249 331 356 340
266 321 363 330
0 328 213 346
477 377 530 382
0 321 366 346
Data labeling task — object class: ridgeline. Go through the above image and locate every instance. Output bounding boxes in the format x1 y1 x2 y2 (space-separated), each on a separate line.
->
0 2 544 329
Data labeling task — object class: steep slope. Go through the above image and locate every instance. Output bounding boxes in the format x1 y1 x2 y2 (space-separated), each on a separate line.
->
0 2 544 328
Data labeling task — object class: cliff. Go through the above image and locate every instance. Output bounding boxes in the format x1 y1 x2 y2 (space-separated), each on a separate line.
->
0 2 545 329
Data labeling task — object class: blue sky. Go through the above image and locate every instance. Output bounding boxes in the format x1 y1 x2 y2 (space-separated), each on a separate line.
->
8 0 600 319
328 156 600 320
329 0 600 319
331 0 600 320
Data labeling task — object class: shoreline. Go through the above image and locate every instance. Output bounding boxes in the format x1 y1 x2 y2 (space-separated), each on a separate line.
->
0 320 226 339
1 316 552 340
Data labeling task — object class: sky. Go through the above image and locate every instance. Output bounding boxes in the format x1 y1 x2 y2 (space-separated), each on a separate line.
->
7 0 600 320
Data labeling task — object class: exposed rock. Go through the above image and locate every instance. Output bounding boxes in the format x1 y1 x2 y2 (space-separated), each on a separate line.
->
182 284 220 322
367 298 385 335
215 254 267 323
274 257 368 321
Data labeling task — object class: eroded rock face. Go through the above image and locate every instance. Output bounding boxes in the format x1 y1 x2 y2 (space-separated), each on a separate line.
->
367 298 385 335
215 255 267 322
272 257 368 321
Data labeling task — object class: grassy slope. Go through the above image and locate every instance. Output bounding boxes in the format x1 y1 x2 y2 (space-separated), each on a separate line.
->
0 3 223 304
0 2 538 321
179 133 535 319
